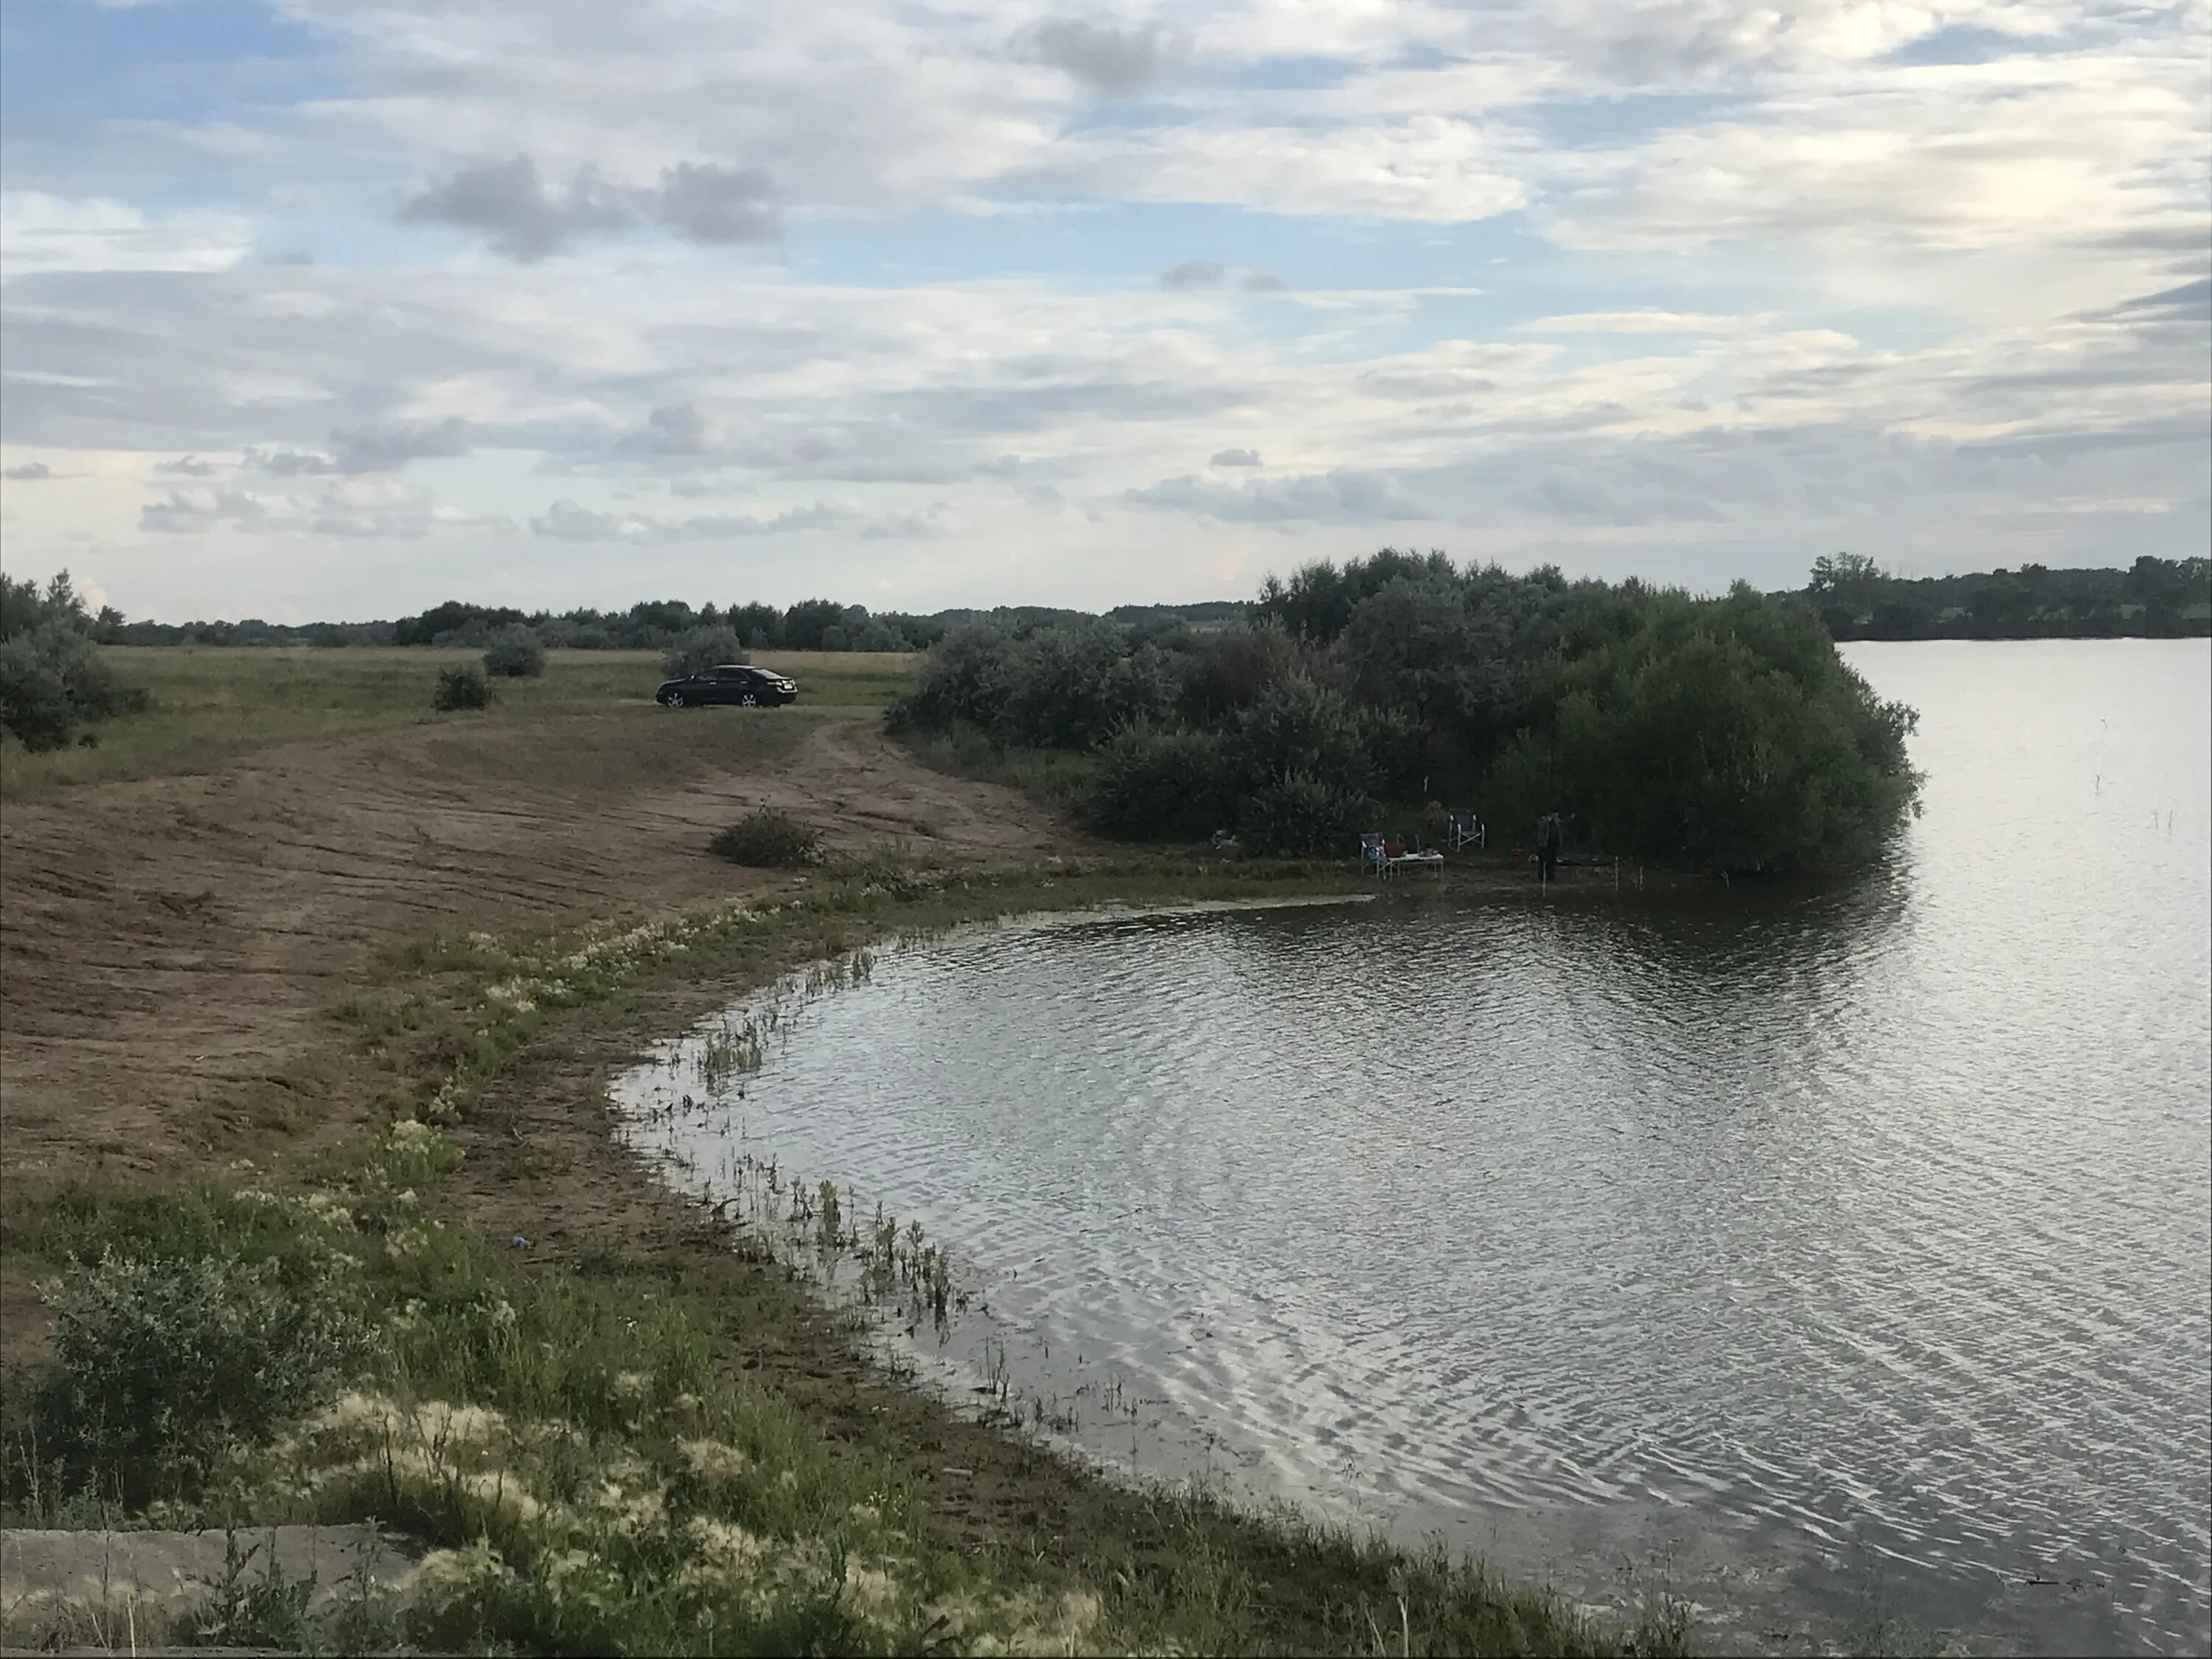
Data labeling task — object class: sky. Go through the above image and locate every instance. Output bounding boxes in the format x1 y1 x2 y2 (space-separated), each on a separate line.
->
0 1 2206 623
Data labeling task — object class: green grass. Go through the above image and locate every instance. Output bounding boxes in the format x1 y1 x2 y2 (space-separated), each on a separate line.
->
897 721 1098 811
1 861 1688 1656
0 647 917 801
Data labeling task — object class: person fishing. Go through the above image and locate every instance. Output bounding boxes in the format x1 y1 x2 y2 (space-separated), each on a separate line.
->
1537 811 1562 884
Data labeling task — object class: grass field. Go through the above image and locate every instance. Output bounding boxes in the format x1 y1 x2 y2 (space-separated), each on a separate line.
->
0 647 917 800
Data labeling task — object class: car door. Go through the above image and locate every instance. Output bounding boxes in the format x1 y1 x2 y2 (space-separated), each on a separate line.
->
706 667 743 704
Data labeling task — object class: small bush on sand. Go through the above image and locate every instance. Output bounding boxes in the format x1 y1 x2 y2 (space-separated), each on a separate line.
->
709 807 823 869
38 1251 366 1497
434 664 493 712
481 625 545 679
664 627 750 681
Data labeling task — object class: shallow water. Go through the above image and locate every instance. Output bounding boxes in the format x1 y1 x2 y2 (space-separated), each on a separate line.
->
616 639 2212 1655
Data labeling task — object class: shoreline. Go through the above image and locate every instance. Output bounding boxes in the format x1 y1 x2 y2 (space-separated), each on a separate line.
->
3 819 1691 1652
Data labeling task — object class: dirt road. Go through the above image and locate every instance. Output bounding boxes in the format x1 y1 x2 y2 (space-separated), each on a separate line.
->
0 706 1062 1192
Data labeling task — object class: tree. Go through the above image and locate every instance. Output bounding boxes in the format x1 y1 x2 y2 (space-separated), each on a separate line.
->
481 625 546 678
779 598 849 650
661 626 749 679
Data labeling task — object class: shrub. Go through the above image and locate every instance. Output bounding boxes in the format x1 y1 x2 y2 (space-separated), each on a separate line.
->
1238 768 1375 858
709 807 824 868
1230 676 1375 799
481 625 545 678
38 1251 367 1493
1084 724 1234 841
1175 619 1315 724
434 664 493 711
0 633 77 751
663 626 749 681
0 572 144 751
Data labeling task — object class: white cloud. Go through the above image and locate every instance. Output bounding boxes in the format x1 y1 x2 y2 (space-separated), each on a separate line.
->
1 0 2203 616
1037 117 1528 221
1522 311 1759 334
529 496 940 541
1 192 251 277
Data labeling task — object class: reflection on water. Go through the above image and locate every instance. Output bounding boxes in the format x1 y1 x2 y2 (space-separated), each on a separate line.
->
616 640 2212 1656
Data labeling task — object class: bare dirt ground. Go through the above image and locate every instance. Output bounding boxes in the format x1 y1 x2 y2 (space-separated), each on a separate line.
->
0 703 1061 1192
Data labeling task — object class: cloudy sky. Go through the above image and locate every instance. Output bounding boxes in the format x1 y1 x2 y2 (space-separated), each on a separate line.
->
1 0 2206 622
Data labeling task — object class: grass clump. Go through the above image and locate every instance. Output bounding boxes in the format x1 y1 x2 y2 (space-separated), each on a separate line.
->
434 662 493 712
482 625 546 679
709 807 824 869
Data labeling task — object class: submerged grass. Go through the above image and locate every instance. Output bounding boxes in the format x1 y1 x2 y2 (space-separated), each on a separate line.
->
2 856 1690 1655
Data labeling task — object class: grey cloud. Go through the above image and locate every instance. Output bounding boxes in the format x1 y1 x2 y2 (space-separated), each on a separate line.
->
2107 278 2211 321
532 497 898 541
635 403 714 455
399 156 779 260
3 462 53 481
139 478 486 539
1159 260 1224 291
140 486 282 534
860 507 947 540
1241 270 1288 292
331 417 473 472
1124 469 1431 524
658 163 777 243
246 447 343 476
972 453 1066 479
398 157 635 261
1209 448 1262 467
155 454 218 476
1016 18 1175 93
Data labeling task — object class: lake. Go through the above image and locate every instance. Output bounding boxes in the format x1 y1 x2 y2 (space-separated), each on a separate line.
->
615 639 2212 1655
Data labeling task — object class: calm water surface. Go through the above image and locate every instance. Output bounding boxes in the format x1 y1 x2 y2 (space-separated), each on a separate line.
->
617 639 2211 1655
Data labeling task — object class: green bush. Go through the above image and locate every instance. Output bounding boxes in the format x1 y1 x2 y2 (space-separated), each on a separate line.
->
1084 724 1234 841
37 1251 366 1495
0 572 145 751
662 626 749 681
891 559 1923 871
709 807 824 868
434 664 493 711
1239 768 1376 858
481 625 545 678
1231 676 1375 799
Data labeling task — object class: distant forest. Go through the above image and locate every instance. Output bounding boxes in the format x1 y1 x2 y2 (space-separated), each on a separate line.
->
1788 553 2210 641
91 556 2208 649
100 597 1252 651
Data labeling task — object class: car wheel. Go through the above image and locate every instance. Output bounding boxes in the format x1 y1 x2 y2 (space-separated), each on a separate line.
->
737 691 758 707
666 691 684 709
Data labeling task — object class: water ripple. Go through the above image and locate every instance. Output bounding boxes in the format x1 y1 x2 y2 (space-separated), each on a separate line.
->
616 641 2211 1657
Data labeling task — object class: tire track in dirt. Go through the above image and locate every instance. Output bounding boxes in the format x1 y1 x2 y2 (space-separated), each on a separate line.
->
0 708 1066 1193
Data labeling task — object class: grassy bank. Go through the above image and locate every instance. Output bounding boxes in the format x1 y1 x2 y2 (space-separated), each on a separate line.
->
0 647 917 799
3 856 1687 1656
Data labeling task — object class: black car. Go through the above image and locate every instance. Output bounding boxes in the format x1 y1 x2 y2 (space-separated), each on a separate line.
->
655 664 799 708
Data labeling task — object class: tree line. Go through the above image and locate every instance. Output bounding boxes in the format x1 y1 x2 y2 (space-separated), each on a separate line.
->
98 597 1256 651
1792 553 2211 640
889 551 1927 874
